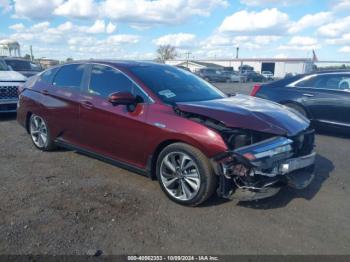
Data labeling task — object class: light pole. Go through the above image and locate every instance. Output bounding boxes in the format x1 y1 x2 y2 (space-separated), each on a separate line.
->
185 51 191 69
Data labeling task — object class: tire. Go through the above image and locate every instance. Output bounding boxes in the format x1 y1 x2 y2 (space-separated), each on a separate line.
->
29 114 56 151
284 103 308 118
156 143 217 206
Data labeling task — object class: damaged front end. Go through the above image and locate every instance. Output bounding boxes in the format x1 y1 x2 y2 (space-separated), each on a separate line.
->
174 97 316 202
213 129 316 201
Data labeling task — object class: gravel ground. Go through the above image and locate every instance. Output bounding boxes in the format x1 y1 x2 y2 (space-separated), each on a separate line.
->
0 83 349 255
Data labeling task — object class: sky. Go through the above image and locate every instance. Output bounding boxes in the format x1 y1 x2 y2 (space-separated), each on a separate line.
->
0 0 349 61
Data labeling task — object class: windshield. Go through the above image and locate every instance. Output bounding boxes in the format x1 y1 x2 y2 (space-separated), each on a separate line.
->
130 65 226 104
5 59 42 71
0 60 8 71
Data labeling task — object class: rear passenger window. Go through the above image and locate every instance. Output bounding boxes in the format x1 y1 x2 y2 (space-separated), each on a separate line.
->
295 75 317 87
88 65 134 98
53 64 85 89
40 67 59 84
296 74 350 90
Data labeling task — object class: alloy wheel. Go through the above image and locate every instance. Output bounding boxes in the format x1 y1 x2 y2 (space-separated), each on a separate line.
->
160 152 201 201
30 115 48 148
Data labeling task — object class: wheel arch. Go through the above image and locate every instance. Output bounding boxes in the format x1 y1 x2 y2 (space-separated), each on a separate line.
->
25 111 33 134
280 100 313 119
147 139 188 180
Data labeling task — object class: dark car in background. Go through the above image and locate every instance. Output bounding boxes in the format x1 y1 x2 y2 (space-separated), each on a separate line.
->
251 71 350 132
196 68 231 82
244 71 266 82
17 60 316 206
3 57 43 77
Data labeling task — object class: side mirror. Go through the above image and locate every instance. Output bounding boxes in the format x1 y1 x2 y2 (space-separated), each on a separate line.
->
108 92 137 105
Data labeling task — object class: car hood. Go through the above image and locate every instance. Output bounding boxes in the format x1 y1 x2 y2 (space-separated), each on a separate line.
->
177 94 309 136
16 70 40 78
0 71 27 82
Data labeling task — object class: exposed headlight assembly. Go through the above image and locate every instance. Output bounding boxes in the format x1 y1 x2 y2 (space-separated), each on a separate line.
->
234 136 293 162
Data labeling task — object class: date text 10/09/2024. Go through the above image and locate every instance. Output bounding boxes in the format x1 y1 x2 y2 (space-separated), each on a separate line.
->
127 256 219 261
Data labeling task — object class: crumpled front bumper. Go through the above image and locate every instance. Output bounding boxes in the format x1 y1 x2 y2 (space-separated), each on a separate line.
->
214 135 316 201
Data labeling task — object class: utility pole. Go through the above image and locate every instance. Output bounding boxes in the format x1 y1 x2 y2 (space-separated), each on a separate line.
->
236 46 239 59
30 45 34 61
185 51 191 69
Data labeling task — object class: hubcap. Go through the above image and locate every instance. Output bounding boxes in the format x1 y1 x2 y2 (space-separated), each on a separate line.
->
160 152 201 201
30 115 48 148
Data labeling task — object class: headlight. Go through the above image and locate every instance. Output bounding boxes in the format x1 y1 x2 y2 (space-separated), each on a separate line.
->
234 136 293 161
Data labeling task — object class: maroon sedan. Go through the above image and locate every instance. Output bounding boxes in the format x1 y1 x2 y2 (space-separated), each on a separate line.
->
17 61 316 206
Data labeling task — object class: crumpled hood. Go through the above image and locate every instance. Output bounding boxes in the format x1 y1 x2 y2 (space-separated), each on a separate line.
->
0 71 27 82
177 94 310 136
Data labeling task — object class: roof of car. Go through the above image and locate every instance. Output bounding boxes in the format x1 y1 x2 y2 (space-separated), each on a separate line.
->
2 57 31 61
63 60 164 69
265 69 350 87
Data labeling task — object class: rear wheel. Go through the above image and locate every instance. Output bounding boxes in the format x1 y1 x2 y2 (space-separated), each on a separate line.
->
29 114 56 151
156 143 217 206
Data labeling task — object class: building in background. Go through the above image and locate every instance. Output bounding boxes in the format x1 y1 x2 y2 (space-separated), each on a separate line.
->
167 58 315 78
0 39 21 57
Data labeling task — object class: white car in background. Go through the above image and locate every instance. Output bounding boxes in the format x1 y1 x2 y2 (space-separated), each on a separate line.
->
261 71 274 80
0 59 27 113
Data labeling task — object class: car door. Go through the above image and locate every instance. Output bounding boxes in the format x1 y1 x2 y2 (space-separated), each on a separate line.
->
44 63 86 145
78 64 150 168
295 73 350 126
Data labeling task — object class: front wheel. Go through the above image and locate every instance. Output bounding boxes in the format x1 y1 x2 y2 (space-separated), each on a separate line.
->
156 143 217 206
29 114 56 151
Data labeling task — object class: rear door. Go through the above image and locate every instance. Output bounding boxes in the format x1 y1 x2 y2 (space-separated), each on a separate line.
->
294 73 350 126
45 63 86 144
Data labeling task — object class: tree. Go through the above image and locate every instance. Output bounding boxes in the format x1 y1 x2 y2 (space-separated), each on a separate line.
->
66 57 73 62
156 45 177 63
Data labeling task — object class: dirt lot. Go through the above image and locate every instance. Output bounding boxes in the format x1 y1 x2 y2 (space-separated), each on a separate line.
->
0 83 350 255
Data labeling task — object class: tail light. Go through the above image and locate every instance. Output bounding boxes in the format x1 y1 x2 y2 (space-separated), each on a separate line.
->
250 84 261 96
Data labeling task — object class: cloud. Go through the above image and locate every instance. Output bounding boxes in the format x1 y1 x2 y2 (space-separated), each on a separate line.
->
317 16 350 38
218 8 290 35
339 46 350 53
15 0 227 25
98 0 228 25
106 22 117 34
289 12 333 34
333 0 350 12
278 36 320 51
9 23 25 31
7 20 139 59
0 0 11 13
53 0 95 18
13 0 63 19
240 0 302 6
153 33 196 47
325 33 350 45
84 20 106 34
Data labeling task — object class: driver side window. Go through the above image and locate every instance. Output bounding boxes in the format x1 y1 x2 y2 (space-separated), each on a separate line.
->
89 65 134 98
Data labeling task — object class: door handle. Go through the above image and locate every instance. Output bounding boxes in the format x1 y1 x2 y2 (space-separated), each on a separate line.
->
302 93 314 97
42 90 49 95
80 100 94 109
